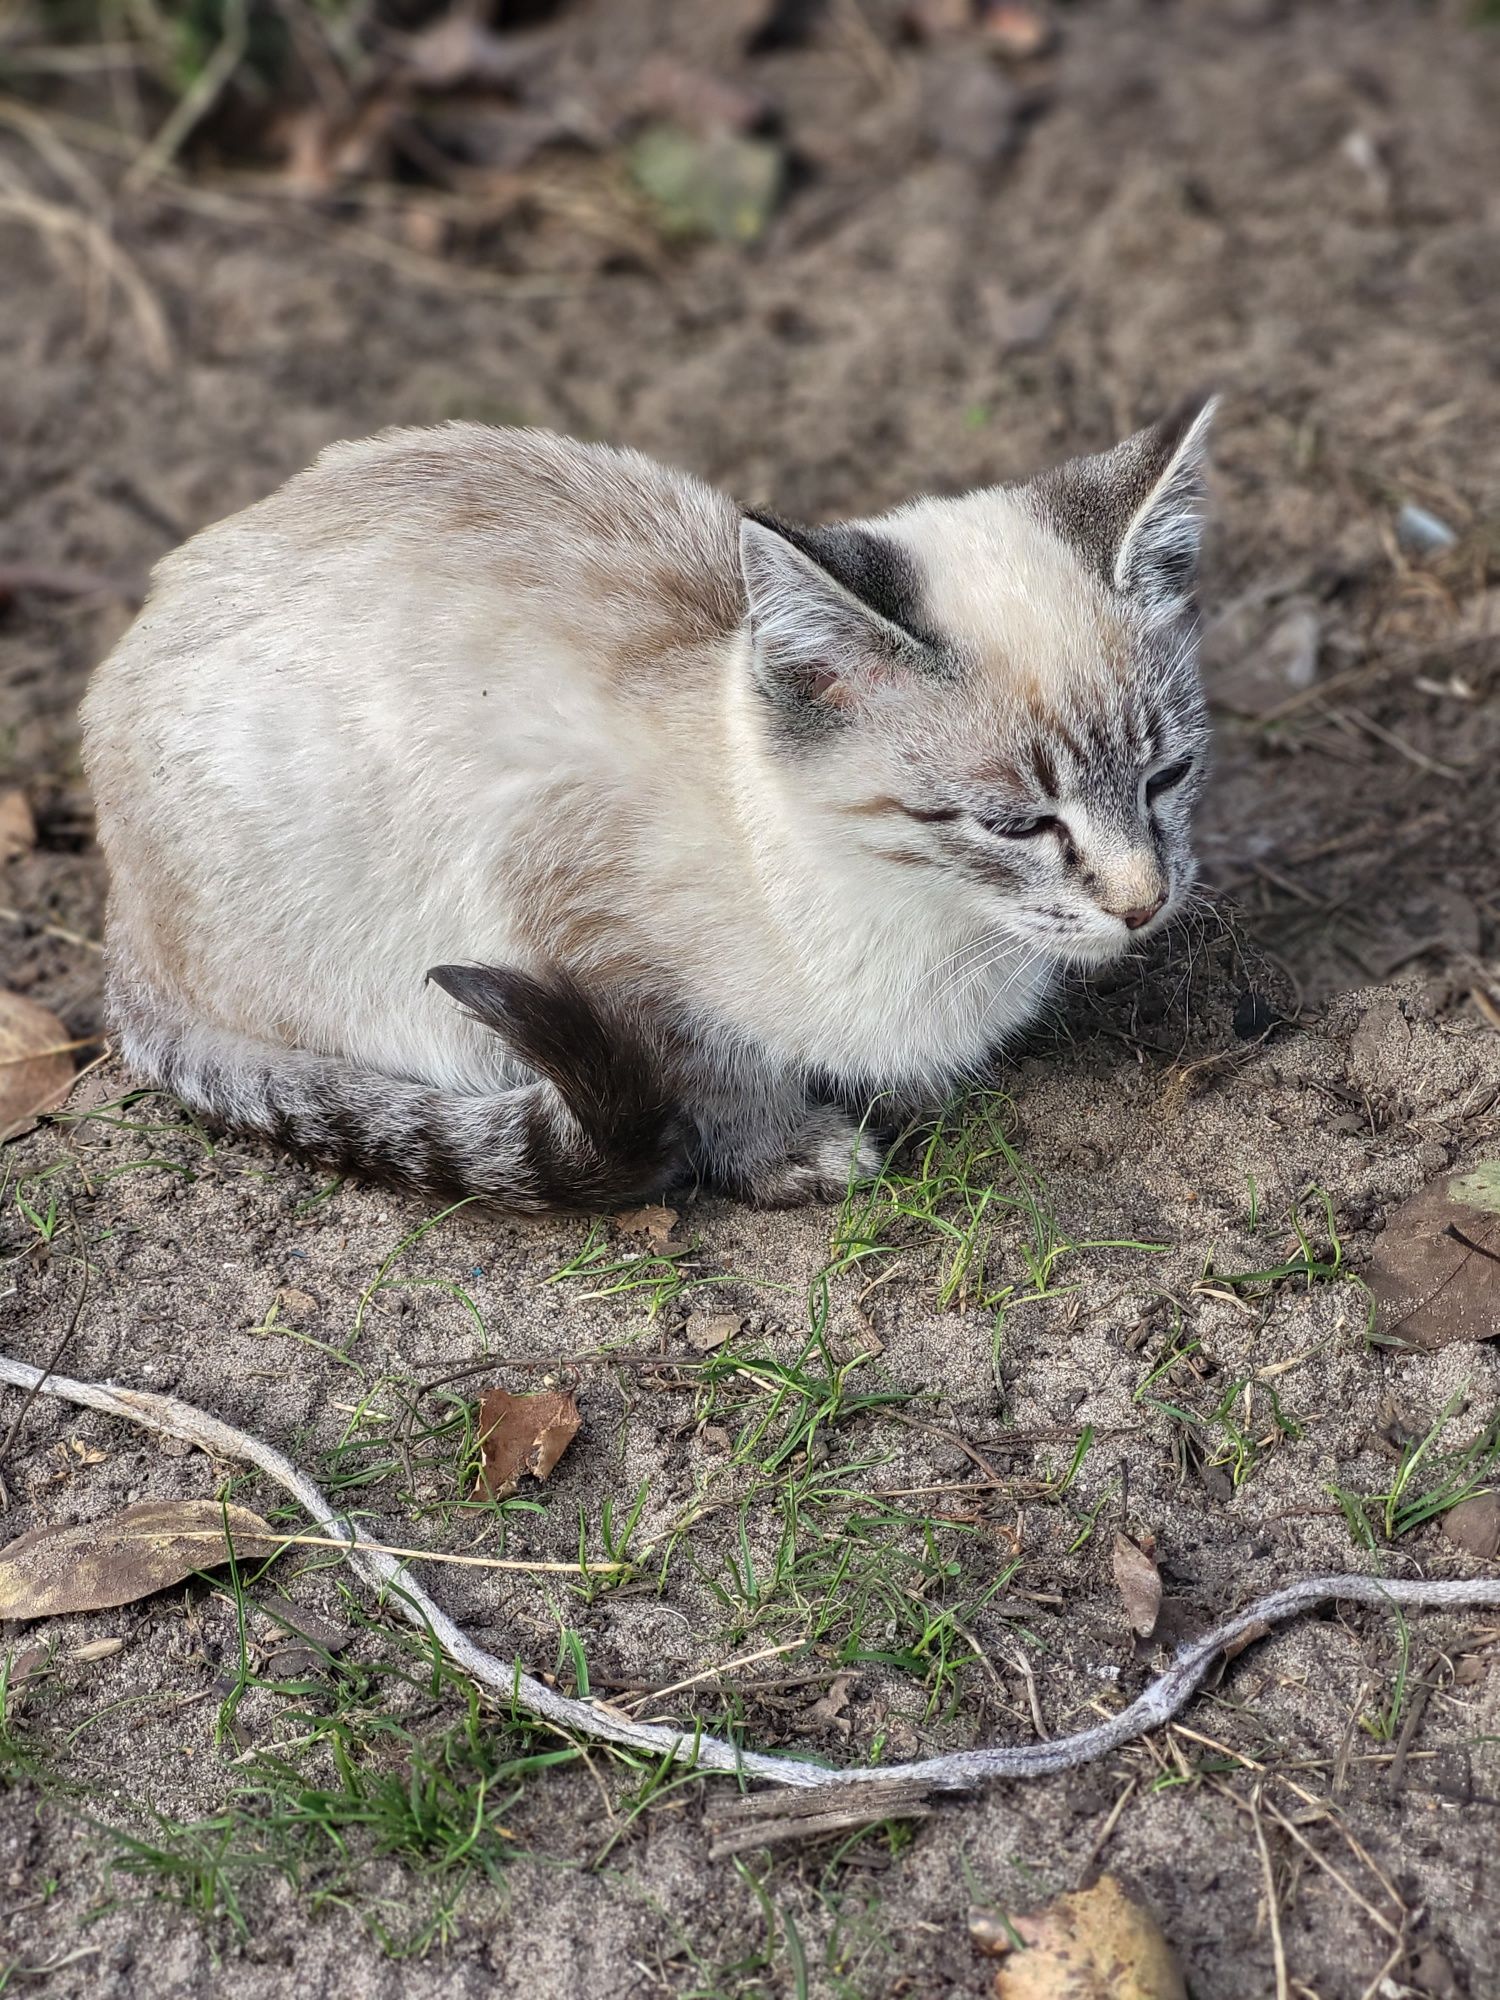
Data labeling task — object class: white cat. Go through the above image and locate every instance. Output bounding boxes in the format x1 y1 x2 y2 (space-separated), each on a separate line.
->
81 405 1213 1207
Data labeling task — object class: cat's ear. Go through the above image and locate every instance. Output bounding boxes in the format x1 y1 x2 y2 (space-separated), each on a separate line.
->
1032 397 1216 627
738 515 931 715
1112 398 1216 621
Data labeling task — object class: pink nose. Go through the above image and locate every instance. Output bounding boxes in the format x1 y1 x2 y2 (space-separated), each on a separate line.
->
1117 894 1166 931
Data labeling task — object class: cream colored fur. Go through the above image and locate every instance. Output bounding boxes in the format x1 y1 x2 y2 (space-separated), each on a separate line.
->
82 412 1213 1206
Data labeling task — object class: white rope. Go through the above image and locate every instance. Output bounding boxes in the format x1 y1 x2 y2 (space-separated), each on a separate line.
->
5 1351 1498 1793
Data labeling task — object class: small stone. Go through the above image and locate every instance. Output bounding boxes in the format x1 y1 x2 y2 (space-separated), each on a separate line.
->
1396 503 1458 557
1442 1493 1500 1560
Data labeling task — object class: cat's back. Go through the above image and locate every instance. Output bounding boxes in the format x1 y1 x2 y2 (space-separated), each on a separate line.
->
85 425 745 734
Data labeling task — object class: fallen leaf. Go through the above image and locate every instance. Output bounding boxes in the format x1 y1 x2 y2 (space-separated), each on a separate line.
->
3 1642 48 1694
0 790 36 862
476 1386 581 1500
1365 1163 1500 1349
991 1875 1186 2000
0 1500 284 1619
70 1636 125 1662
1112 1533 1162 1640
979 3 1056 59
254 1592 350 1656
616 1203 679 1246
628 123 784 244
683 1311 742 1354
1450 1162 1500 1215
1442 1492 1500 1559
0 988 75 1142
796 1671 858 1739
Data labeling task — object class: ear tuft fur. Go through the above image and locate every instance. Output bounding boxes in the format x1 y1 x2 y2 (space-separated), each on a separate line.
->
1027 397 1217 626
1113 397 1216 624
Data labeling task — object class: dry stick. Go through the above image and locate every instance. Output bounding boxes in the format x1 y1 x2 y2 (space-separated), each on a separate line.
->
1250 1784 1291 2000
3 1349 1500 1794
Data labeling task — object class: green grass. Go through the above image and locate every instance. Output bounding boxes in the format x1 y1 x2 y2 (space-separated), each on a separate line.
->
1329 1391 1500 1547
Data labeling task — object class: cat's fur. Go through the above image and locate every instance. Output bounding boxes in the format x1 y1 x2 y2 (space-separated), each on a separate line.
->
81 406 1214 1208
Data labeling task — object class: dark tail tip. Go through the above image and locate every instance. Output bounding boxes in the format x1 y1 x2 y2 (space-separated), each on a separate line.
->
427 962 688 1197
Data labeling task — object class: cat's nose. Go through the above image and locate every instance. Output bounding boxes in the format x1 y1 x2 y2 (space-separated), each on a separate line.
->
1116 893 1167 931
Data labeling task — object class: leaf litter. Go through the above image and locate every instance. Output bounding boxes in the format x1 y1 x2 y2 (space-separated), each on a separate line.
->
475 1385 581 1501
0 1498 283 1619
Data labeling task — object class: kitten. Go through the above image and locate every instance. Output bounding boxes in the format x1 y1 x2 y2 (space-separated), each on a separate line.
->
81 405 1214 1209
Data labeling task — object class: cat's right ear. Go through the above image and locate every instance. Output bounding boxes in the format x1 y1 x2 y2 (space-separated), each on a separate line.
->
738 517 926 717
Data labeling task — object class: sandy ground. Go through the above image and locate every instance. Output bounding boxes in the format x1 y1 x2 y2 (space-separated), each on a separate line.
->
2 2 1500 1995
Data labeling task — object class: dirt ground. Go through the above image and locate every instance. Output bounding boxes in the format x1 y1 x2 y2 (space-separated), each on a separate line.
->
2 1 1500 1995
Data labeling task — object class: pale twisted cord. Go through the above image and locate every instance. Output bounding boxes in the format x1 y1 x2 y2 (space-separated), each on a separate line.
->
4 1352 1499 1793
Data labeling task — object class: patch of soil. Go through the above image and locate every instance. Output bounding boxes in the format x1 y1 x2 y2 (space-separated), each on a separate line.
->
2 2 1499 1996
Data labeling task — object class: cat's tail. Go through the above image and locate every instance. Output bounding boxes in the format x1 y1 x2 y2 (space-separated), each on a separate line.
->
112 965 687 1212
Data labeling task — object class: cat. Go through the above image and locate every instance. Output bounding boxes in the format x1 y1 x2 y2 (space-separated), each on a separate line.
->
80 403 1214 1210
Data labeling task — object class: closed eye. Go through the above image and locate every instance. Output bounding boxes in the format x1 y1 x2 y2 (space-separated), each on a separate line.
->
1145 758 1193 803
977 812 1061 841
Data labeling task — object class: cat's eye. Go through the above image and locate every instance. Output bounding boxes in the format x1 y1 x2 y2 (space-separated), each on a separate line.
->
979 812 1061 841
1145 758 1193 802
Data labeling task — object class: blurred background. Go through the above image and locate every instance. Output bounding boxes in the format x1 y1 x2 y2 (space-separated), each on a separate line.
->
1 0 1498 1047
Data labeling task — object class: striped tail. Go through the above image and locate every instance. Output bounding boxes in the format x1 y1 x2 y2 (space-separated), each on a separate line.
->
114 966 687 1212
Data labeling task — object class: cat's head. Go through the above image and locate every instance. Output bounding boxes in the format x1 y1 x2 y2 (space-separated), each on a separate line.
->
738 402 1214 966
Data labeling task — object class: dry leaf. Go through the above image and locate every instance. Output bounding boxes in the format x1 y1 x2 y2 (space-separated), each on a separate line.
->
616 1203 679 1246
1442 1492 1500 1559
980 3 1056 59
3 1642 48 1695
683 1312 742 1354
1112 1533 1162 1640
0 1500 283 1619
0 988 74 1142
992 1875 1186 2000
0 790 36 862
1365 1162 1500 1348
476 1386 581 1500
70 1636 125 1662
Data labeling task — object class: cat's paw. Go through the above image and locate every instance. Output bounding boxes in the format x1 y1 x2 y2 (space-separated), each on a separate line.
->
738 1109 884 1208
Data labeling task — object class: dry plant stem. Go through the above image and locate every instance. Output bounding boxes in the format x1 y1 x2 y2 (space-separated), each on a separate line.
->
4 1349 1500 1793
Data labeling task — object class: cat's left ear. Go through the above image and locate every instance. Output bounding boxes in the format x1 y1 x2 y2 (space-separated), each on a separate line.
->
1112 397 1217 623
1033 397 1217 628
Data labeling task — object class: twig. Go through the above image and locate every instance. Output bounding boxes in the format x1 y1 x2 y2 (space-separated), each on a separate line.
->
621 1636 806 1716
0 189 172 372
258 1529 625 1575
0 906 104 954
0 1037 105 1068
1251 1784 1291 2000
0 1257 89 1482
124 0 248 193
4 1350 1500 1792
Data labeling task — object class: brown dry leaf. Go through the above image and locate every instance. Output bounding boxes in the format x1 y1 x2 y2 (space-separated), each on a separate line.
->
0 989 76 1142
683 1312 742 1354
0 790 36 862
992 1875 1187 2000
1442 1492 1500 1559
980 2 1056 59
476 1386 581 1500
0 1500 284 1620
70 1636 125 1662
1365 1161 1500 1349
616 1203 679 1246
1112 1532 1162 1640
